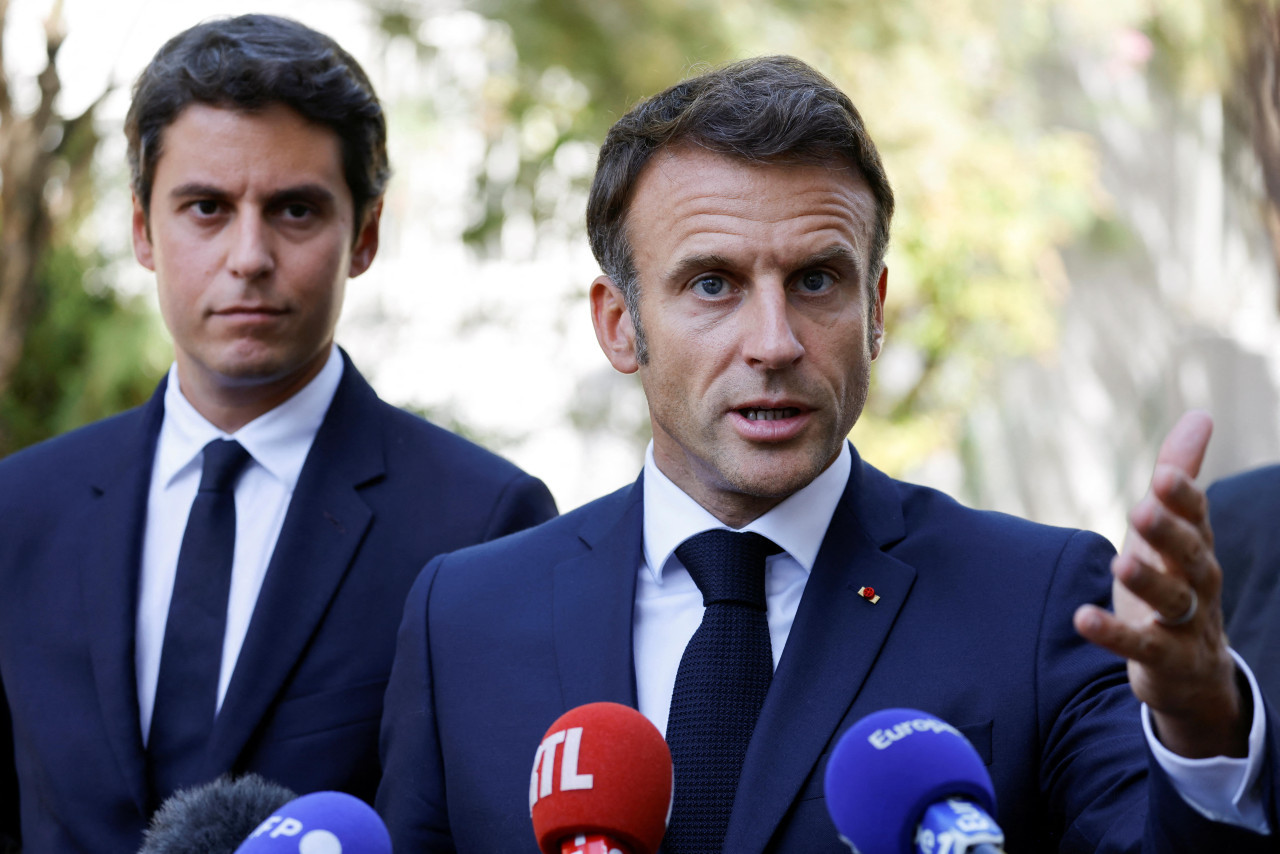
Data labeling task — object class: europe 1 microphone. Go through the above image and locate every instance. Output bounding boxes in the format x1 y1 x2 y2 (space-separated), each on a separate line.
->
825 708 1006 854
529 702 673 854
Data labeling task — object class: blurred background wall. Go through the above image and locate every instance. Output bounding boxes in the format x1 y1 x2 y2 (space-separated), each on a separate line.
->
3 0 1277 546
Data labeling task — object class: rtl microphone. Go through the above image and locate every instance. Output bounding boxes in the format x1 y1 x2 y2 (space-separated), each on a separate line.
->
234 791 391 854
824 708 1006 854
529 702 673 854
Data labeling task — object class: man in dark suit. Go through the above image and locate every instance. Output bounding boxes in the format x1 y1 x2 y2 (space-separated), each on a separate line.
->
377 56 1276 852
1209 465 1280 702
0 15 556 853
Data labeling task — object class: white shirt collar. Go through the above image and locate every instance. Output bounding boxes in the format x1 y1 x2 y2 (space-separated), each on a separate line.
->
641 440 852 583
155 345 345 490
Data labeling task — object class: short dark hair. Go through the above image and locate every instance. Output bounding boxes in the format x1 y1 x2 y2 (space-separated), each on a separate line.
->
126 14 389 232
586 56 894 361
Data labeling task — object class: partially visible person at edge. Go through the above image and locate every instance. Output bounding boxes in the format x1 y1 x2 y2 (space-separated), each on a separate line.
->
377 55 1276 853
0 14 556 853
1209 464 1280 705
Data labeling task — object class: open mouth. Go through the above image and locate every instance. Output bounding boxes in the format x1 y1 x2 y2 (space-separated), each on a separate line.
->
740 407 802 421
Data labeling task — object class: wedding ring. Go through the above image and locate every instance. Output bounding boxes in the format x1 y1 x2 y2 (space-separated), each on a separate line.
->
1155 588 1198 627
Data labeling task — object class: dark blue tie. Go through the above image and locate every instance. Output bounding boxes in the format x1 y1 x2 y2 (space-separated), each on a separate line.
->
147 438 251 804
664 529 780 854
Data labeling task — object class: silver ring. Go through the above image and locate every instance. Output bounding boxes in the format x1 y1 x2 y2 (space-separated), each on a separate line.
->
1155 588 1198 627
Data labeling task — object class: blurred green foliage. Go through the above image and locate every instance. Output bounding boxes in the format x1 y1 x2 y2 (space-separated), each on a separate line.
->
0 4 167 457
0 243 167 455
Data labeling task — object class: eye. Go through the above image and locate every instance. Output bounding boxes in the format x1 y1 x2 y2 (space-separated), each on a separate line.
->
692 275 729 297
192 199 221 217
796 269 835 293
280 202 315 221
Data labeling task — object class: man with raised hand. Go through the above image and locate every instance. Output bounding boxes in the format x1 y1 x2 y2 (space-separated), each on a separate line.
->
378 57 1275 852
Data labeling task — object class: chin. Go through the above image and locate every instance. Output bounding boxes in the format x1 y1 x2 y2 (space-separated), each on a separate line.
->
729 465 823 501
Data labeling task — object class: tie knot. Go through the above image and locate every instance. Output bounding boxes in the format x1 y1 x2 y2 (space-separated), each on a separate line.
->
198 439 251 493
675 529 779 610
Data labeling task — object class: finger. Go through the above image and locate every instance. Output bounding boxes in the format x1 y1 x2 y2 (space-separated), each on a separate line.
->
1112 551 1198 626
1126 498 1215 591
1074 603 1161 664
1149 464 1209 528
1154 410 1212 480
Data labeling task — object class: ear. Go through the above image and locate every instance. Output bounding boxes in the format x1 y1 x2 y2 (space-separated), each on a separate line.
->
869 264 888 360
590 275 639 374
348 200 383 278
131 192 156 271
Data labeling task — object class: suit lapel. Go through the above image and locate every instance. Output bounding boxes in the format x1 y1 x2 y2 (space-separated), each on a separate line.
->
553 479 644 711
204 359 380 773
726 452 918 854
81 383 167 815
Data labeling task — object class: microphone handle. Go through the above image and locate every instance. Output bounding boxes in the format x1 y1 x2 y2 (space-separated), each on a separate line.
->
915 799 1005 854
558 833 634 854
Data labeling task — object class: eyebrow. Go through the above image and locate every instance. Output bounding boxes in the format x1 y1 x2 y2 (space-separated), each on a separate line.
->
168 183 337 208
798 245 864 272
663 245 865 284
663 253 735 284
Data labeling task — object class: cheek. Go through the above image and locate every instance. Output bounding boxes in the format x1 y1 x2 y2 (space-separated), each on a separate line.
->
295 241 350 299
154 276 195 332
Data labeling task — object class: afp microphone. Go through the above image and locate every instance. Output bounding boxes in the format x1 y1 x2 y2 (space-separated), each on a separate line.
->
825 708 1006 854
529 702 673 854
234 791 391 854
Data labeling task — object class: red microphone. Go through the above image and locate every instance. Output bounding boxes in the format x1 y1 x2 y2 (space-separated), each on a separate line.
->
529 702 673 854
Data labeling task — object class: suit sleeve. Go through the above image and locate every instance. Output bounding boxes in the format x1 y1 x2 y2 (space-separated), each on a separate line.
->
1034 530 1278 852
377 557 457 852
482 474 557 542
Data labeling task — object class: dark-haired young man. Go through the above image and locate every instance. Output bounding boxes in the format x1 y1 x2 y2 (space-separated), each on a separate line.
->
0 15 555 852
378 56 1278 852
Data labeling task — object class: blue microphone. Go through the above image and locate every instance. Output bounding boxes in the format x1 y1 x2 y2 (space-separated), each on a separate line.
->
824 708 1005 854
233 791 391 854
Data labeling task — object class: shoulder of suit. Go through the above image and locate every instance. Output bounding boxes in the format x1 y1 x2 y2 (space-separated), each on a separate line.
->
1208 463 1280 508
886 469 1099 548
367 398 543 485
428 481 634 565
0 404 151 482
334 361 541 488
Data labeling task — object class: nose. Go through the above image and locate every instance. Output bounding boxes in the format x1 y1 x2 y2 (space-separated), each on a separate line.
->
743 285 804 369
227 212 275 279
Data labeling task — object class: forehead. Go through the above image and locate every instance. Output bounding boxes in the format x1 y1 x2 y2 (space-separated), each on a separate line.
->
624 147 877 280
150 102 346 194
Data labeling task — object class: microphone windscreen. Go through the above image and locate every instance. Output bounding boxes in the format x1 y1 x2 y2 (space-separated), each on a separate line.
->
824 708 996 854
233 791 390 854
139 773 297 854
530 702 673 854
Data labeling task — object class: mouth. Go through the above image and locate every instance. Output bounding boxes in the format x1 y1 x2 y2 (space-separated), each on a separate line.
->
216 305 287 315
740 407 802 421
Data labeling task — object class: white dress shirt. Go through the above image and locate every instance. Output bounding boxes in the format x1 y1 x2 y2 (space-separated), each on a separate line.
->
633 440 1269 832
136 346 343 742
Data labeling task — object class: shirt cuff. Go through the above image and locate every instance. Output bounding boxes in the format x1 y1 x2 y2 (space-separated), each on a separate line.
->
1142 648 1270 833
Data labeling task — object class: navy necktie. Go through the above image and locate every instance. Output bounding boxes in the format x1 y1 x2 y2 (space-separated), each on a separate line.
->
663 529 780 854
147 438 251 804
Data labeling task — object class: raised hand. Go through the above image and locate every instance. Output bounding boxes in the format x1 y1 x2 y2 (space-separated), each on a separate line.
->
1074 411 1249 758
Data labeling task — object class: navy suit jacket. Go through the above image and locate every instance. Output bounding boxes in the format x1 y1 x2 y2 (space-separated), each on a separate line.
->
0 353 557 853
378 447 1278 853
1209 464 1280 706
